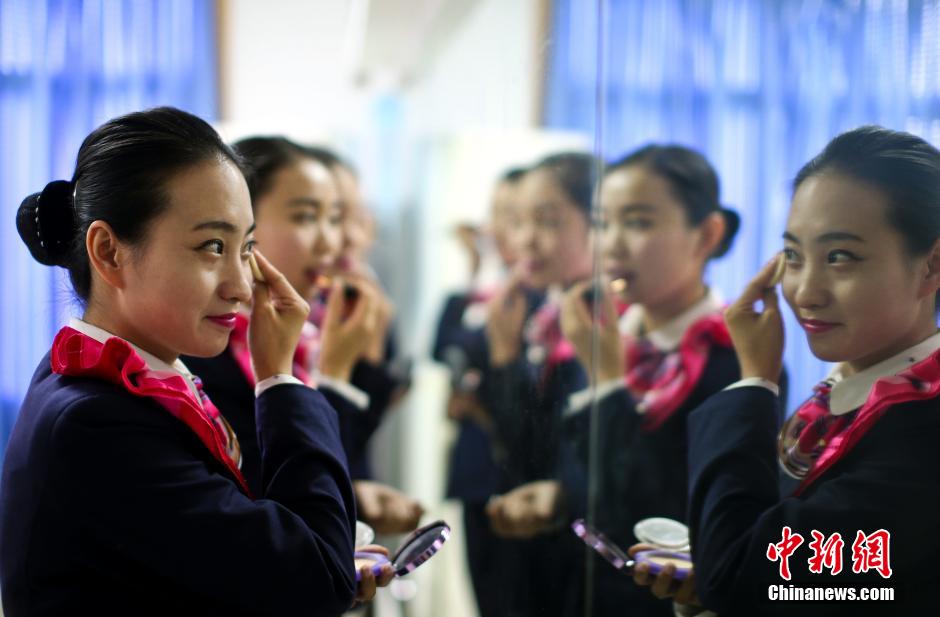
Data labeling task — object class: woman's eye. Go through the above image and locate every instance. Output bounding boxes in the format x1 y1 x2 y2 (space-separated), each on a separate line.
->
827 249 859 264
241 240 257 256
782 247 800 261
292 213 318 224
199 239 224 255
623 218 653 230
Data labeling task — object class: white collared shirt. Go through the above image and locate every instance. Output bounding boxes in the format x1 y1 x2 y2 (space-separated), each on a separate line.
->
824 330 940 415
566 289 725 413
728 330 940 410
67 317 300 400
618 288 724 349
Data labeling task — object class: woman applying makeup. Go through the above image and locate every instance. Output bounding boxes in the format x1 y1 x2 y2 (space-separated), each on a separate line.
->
432 166 529 617
489 145 750 616
477 152 596 617
184 136 423 536
0 108 389 616
635 126 940 614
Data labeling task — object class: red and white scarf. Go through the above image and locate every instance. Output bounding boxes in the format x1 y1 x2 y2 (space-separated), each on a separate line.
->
623 312 732 431
51 325 251 496
616 291 731 431
780 345 940 496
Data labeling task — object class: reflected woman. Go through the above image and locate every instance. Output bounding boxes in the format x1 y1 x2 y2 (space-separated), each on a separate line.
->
488 145 755 616
480 152 595 617
634 126 940 615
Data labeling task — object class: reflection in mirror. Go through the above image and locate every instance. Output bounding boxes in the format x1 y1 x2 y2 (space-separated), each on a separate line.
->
4 0 940 616
551 1 940 616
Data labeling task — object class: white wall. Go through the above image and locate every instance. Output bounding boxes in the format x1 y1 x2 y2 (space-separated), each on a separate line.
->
220 0 370 140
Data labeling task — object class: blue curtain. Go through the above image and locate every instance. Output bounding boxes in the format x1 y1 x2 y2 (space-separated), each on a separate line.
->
0 0 217 457
546 0 940 406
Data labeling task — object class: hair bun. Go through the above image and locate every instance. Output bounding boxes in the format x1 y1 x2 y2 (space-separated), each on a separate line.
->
16 180 76 266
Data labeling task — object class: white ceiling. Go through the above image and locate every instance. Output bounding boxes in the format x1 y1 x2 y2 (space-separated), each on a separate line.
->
350 0 483 88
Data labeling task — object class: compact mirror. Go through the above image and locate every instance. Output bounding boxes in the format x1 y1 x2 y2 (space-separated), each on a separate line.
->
355 519 451 580
571 518 693 580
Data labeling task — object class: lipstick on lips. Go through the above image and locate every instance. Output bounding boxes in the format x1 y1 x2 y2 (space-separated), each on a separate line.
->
207 313 238 329
799 318 838 334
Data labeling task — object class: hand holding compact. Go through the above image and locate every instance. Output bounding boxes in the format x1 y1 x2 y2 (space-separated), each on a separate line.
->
627 542 701 608
353 543 394 605
354 480 425 535
486 480 563 538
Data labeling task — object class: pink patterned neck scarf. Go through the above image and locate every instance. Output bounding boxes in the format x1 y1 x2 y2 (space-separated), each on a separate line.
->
624 312 732 431
780 349 940 496
523 299 576 386
51 326 251 496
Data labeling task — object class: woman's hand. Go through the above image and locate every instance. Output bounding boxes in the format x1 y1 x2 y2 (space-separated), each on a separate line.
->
353 480 425 535
455 223 483 281
248 251 311 382
446 390 493 431
723 253 786 382
560 280 623 383
485 480 563 538
356 279 394 365
486 275 528 367
628 543 701 608
353 544 395 604
319 279 379 382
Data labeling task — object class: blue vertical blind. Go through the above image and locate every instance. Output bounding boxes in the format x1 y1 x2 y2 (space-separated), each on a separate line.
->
0 0 217 457
545 0 940 403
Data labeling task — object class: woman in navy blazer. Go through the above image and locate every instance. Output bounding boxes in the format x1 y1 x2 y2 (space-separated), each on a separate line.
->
633 127 940 614
183 135 423 534
473 152 596 617
487 146 759 617
0 107 390 616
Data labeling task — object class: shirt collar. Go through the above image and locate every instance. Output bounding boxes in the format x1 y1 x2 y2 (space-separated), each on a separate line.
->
825 330 940 415
67 317 201 402
618 288 724 351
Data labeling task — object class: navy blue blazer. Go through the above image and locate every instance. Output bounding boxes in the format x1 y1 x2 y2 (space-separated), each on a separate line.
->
688 386 937 614
184 348 395 489
432 293 500 502
479 343 588 492
558 345 745 617
0 353 357 616
470 294 587 617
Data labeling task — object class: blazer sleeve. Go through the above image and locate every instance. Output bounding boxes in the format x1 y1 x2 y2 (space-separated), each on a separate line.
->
687 386 936 615
48 384 357 616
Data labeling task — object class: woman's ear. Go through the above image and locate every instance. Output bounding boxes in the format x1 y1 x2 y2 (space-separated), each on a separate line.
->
86 220 130 291
922 237 940 298
696 211 727 259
